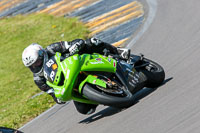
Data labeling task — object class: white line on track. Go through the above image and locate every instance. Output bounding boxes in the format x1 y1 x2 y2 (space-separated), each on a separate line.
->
127 0 157 48
18 102 70 130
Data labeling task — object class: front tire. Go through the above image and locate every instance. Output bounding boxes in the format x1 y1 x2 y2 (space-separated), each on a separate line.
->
82 84 135 108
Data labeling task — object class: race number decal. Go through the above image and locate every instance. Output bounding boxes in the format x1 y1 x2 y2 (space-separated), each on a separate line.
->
50 71 55 81
46 59 54 67
44 58 56 81
44 70 48 80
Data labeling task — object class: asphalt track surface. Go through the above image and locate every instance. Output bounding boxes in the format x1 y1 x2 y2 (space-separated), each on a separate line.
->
20 0 200 132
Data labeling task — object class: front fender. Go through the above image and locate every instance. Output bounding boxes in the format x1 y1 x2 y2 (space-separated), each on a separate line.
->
78 75 107 94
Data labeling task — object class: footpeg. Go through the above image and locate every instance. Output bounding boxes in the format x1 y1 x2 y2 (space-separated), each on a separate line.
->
139 53 144 60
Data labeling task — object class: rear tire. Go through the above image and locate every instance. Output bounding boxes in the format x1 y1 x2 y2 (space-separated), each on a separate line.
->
82 84 135 108
140 58 165 88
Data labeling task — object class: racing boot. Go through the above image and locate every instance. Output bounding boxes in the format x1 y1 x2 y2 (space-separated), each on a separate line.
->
117 48 131 60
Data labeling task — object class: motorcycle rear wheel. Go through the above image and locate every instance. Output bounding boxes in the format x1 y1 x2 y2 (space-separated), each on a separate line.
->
140 58 165 88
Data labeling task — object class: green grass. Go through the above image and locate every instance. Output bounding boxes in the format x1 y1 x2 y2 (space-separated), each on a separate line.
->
0 14 89 129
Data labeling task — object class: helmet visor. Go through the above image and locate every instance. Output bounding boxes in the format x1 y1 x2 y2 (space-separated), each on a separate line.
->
29 58 43 73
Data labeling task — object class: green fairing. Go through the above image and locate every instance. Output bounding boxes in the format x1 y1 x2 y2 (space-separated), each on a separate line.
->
46 52 117 104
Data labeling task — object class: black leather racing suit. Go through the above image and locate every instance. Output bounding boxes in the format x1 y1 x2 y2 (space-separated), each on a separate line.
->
33 38 119 114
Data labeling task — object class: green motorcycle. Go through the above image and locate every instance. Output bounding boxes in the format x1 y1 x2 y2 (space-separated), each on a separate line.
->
44 52 165 108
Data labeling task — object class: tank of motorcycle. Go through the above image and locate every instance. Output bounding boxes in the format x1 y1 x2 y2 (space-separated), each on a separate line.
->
80 53 117 72
47 52 117 102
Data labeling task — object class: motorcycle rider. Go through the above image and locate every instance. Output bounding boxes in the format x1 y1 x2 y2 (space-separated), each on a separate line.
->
22 38 130 115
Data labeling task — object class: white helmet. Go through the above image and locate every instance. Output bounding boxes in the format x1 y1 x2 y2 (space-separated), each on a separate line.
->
22 43 44 74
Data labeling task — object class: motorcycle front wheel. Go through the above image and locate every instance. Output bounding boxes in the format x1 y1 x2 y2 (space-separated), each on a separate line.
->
82 83 136 108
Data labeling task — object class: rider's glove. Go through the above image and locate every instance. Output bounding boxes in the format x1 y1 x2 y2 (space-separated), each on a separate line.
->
90 37 102 46
56 98 66 104
69 40 85 55
69 43 79 55
52 93 66 104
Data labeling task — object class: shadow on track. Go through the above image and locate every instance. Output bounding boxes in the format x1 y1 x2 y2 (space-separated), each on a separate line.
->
134 77 173 102
79 77 173 124
79 106 122 124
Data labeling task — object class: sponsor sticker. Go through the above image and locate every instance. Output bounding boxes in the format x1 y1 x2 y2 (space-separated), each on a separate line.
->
67 58 73 64
93 80 96 84
73 56 78 60
90 61 104 64
96 58 102 61
108 58 111 62
52 64 58 70
129 81 136 87
61 88 65 95
64 62 68 71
